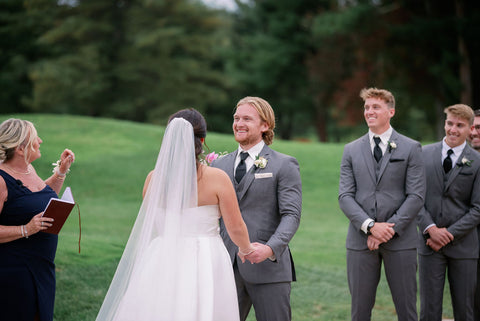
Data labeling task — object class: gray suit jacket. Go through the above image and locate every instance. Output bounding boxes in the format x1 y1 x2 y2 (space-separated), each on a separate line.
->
417 142 480 258
213 144 302 284
339 130 426 250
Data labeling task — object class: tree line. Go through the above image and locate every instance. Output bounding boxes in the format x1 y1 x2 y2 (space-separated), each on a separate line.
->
1 0 479 142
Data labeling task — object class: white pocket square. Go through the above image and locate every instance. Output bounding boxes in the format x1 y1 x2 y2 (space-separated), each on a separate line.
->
255 173 273 179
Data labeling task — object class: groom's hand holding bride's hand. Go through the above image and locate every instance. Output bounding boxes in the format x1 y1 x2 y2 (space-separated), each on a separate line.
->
243 242 273 264
238 245 256 263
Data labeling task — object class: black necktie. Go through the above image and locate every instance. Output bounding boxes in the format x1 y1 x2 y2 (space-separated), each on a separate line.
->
373 136 382 162
235 152 249 183
443 149 454 173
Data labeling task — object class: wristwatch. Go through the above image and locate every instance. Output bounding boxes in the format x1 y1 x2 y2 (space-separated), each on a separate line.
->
367 221 375 235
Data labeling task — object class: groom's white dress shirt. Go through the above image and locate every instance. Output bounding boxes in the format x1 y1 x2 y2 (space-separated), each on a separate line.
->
234 141 265 175
360 126 394 234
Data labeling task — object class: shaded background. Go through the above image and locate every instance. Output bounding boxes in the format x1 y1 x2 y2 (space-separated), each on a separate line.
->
2 0 479 142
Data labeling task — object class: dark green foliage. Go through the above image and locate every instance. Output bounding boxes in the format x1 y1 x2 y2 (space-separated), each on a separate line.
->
1 0 480 142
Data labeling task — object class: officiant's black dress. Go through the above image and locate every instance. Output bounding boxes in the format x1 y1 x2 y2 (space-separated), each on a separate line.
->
0 170 58 321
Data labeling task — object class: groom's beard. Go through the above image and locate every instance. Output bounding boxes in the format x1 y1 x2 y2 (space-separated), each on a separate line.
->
234 132 263 150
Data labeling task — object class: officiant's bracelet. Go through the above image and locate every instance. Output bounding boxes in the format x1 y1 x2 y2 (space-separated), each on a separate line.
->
52 160 70 179
21 225 28 239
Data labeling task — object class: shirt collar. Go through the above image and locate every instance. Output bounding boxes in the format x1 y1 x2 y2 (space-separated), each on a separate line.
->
237 141 265 160
368 126 393 145
442 138 466 157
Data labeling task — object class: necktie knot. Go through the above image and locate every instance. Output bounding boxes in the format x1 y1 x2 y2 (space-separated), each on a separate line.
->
447 149 454 156
240 152 249 161
373 136 381 146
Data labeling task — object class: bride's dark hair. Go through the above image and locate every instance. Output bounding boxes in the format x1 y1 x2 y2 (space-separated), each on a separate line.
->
168 108 206 162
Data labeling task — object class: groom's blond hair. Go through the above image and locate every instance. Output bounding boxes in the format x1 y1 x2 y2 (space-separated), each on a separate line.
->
236 96 275 145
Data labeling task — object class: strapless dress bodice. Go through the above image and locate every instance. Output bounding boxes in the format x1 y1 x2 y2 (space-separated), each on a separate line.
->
180 205 221 237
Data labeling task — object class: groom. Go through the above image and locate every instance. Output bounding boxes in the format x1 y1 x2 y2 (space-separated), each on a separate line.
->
212 96 302 321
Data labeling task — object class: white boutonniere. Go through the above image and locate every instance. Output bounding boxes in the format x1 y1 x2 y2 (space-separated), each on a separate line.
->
254 156 268 169
457 156 473 167
387 140 397 153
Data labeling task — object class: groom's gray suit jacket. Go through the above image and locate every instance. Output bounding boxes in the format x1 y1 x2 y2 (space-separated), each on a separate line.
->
213 144 302 284
339 130 426 251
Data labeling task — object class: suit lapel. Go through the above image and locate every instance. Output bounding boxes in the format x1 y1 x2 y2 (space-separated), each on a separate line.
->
444 145 470 192
376 131 401 183
223 151 237 185
236 145 271 201
360 134 376 183
430 143 444 188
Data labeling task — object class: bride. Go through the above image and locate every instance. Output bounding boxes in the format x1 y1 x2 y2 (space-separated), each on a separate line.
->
96 109 255 321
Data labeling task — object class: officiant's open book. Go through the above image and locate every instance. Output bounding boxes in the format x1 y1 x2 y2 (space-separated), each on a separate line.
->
43 187 75 235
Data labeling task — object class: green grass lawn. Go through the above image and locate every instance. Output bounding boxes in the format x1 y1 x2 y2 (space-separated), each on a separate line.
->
0 114 454 320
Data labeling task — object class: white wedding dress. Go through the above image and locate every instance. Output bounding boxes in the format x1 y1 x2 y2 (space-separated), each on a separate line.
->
96 119 240 321
112 205 239 321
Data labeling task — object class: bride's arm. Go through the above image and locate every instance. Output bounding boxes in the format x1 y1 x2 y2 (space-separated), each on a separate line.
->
142 170 154 199
216 170 254 256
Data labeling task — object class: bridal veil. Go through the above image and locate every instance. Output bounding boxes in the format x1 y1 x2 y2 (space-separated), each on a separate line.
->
95 118 198 320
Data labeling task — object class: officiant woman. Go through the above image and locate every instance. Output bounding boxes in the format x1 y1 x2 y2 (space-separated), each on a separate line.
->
0 118 75 321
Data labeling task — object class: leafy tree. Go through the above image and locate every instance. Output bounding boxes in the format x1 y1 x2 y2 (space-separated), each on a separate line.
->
225 0 325 140
27 0 126 116
26 0 230 124
307 0 480 141
0 0 53 113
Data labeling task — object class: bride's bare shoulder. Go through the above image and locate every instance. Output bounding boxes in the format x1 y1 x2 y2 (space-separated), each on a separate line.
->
201 165 230 183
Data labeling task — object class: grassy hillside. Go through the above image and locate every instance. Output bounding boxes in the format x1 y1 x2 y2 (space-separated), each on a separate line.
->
0 114 453 320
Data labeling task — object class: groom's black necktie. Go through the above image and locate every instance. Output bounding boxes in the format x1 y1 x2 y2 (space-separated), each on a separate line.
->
443 149 454 173
235 152 249 183
373 136 382 163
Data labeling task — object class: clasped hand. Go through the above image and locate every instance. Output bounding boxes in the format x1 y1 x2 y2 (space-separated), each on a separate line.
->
367 222 395 251
425 226 453 252
237 242 273 264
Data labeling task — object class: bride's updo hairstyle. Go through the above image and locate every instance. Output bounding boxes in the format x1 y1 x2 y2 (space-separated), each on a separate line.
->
0 118 38 163
168 108 207 163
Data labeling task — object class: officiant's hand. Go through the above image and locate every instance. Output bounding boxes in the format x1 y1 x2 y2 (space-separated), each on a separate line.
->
26 213 54 235
244 242 273 264
58 149 75 174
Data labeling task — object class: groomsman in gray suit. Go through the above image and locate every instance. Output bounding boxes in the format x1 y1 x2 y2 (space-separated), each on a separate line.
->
212 96 302 321
418 104 480 321
469 109 480 152
339 87 426 321
473 109 480 321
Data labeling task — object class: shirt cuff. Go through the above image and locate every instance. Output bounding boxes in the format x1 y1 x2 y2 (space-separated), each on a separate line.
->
361 218 375 234
424 224 436 234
